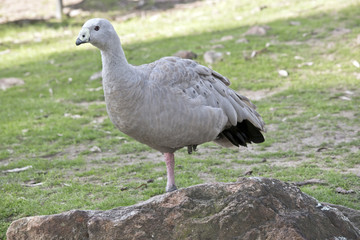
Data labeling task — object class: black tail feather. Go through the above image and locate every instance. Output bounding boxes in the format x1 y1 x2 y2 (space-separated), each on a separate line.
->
222 130 239 147
235 131 247 147
221 120 264 147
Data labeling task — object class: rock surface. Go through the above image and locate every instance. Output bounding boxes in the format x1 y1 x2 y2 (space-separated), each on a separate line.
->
7 178 360 240
203 50 223 64
173 50 197 59
244 25 270 36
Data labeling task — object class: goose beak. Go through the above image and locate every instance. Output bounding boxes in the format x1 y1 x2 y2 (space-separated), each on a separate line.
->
76 28 90 46
76 38 84 46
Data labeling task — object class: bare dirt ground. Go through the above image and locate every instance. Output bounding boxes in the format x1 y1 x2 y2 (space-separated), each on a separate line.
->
0 0 81 23
0 0 202 24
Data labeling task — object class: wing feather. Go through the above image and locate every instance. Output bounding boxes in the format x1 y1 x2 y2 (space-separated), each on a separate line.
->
145 56 265 150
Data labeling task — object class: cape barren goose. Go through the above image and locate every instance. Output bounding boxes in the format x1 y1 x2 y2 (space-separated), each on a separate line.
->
76 18 265 192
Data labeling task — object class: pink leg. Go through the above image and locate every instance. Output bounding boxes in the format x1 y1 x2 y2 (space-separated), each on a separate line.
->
164 152 177 192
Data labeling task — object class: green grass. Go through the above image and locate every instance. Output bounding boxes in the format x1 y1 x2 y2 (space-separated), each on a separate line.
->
1 0 360 238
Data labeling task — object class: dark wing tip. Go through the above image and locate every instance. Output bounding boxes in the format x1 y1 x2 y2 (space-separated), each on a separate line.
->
221 120 265 147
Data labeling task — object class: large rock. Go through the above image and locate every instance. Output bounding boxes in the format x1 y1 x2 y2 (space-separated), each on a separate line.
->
7 178 360 240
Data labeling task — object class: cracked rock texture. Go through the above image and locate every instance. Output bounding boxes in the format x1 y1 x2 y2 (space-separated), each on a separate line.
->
6 178 360 240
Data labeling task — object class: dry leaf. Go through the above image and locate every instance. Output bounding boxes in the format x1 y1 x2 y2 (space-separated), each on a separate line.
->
22 180 44 187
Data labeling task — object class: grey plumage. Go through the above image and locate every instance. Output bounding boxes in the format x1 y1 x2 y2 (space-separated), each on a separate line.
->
76 18 265 191
105 55 264 153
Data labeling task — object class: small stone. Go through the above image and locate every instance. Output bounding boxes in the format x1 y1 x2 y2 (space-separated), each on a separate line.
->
203 50 223 64
298 62 314 67
90 146 102 153
49 88 53 97
211 44 224 49
244 25 270 36
339 96 351 101
89 71 102 81
64 113 82 119
250 51 258 58
173 50 197 59
236 38 249 44
336 187 356 194
0 49 10 55
278 69 289 77
290 21 301 26
219 35 234 42
352 60 360 68
21 129 29 134
0 78 25 90
69 9 82 17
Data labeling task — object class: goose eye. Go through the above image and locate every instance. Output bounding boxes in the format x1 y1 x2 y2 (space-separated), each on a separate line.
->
94 26 100 31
